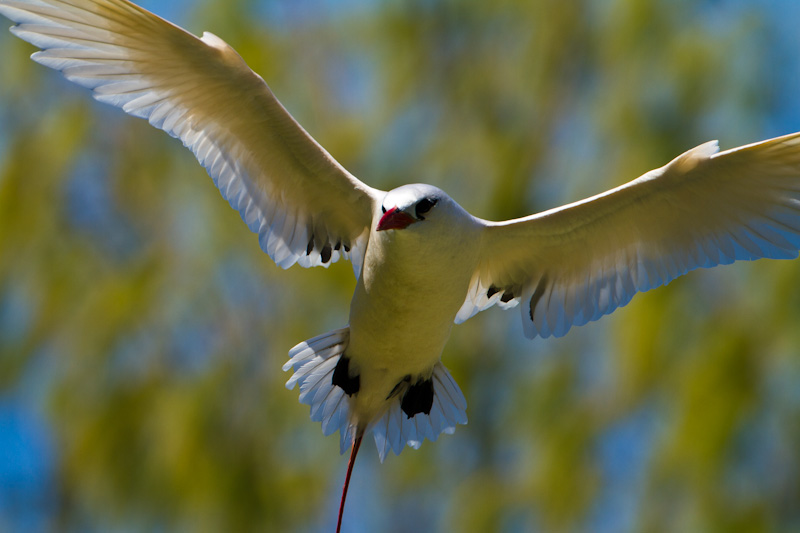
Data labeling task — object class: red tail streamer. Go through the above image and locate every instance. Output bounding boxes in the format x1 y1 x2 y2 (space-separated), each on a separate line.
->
336 434 363 533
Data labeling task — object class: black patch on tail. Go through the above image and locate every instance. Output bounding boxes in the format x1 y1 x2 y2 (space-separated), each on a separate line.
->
401 378 434 418
332 356 360 395
386 375 411 400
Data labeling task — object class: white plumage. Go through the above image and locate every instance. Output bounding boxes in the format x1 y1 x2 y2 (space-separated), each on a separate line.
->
3 1 800 527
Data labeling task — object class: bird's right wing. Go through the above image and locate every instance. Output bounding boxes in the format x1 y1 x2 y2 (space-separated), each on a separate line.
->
458 132 800 338
0 0 383 275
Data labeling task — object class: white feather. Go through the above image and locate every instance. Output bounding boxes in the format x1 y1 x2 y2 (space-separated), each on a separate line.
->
0 0 381 276
472 133 800 338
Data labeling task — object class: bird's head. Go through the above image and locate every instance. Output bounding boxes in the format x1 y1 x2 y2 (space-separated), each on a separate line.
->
377 184 446 232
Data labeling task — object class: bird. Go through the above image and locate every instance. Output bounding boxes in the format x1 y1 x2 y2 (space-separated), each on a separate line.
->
2 0 800 531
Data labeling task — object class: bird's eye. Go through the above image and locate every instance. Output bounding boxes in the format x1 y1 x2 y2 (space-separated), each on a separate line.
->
415 198 437 219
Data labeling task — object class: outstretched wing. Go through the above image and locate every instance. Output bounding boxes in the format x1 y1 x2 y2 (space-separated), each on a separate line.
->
0 0 382 275
458 132 800 338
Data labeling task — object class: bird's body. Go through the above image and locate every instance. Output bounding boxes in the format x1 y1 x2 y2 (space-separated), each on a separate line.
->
3 0 800 530
346 186 482 430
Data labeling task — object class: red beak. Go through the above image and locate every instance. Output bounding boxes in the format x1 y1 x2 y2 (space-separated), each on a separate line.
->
377 207 417 231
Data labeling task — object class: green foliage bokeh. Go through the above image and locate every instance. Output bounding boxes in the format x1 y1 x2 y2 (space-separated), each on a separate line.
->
0 0 799 531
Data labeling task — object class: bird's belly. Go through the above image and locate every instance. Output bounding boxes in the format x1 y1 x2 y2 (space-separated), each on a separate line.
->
348 284 455 376
343 251 472 424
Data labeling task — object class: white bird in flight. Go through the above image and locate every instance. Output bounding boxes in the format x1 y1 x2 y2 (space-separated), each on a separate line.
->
3 0 800 530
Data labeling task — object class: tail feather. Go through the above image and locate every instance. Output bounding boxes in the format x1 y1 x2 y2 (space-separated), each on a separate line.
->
284 328 352 449
369 363 467 461
284 328 468 461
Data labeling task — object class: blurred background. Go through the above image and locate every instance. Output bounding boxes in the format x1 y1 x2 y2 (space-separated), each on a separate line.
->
1 0 800 531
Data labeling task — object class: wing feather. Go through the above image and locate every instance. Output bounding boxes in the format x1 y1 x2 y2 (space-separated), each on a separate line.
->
0 0 381 274
461 132 800 338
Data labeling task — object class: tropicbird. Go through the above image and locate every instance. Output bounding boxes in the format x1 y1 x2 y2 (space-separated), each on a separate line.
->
2 1 800 530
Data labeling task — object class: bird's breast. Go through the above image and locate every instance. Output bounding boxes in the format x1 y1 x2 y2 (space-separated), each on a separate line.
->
343 227 480 423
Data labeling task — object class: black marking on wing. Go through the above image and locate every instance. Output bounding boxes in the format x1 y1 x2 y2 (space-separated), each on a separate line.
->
321 243 332 264
401 378 434 418
332 356 360 396
305 236 347 264
528 275 549 322
488 285 516 304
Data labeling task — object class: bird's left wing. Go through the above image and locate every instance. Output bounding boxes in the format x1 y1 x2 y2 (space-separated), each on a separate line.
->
0 0 382 275
457 132 800 338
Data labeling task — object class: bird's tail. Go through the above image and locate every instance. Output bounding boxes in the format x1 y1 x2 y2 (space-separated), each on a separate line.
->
283 327 355 453
367 363 467 462
283 327 468 462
